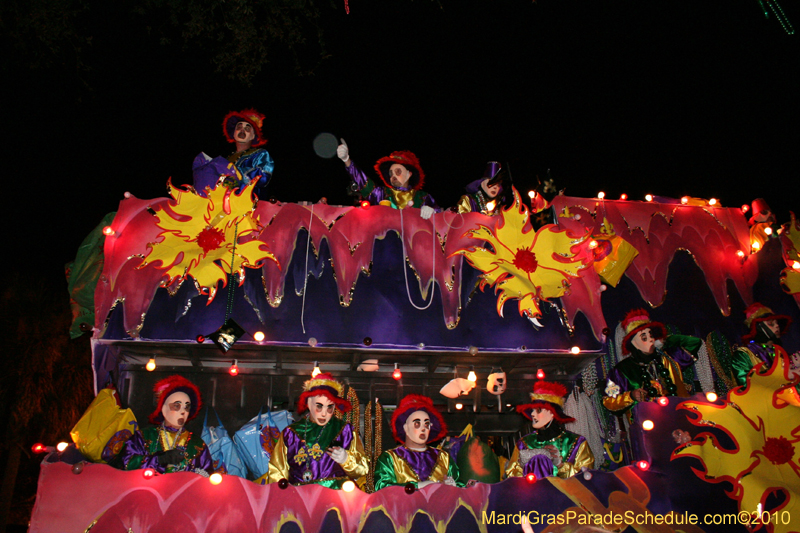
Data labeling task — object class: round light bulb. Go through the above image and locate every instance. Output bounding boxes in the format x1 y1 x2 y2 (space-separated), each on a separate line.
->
637 460 650 471
467 370 477 382
620 193 628 200
642 420 654 431
253 331 265 342
56 442 69 452
486 200 496 211
737 250 745 258
342 480 356 492
146 358 156 372
793 261 800 270
764 227 773 236
455 403 463 410
102 226 115 236
588 240 598 249
209 473 223 485
143 468 156 479
752 241 761 251
680 197 689 205
360 200 370 208
311 364 321 378
570 346 581 354
597 192 605 199
657 397 669 406
645 194 653 202
392 364 402 381
705 392 718 402
528 190 536 199
525 473 537 483
229 362 239 376
709 198 718 206
536 369 545 380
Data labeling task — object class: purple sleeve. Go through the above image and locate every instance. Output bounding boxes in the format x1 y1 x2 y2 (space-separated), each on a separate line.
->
189 444 214 473
608 366 634 393
421 194 441 212
121 431 161 472
346 161 371 190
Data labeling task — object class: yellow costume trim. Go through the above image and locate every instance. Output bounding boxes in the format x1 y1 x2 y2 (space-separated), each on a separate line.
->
387 189 416 210
303 377 344 395
529 392 564 406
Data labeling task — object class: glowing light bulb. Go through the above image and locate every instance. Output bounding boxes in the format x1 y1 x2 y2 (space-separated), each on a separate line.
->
311 362 321 378
636 460 650 471
793 261 800 270
645 194 653 202
752 241 761 251
764 227 773 236
709 198 718 206
528 190 536 199
102 226 115 236
680 197 689 205
56 442 69 452
642 420 654 431
486 200 496 211
229 360 239 376
536 368 545 380
253 331 265 342
597 192 605 199
741 204 749 213
31 443 47 454
455 403 463 410
392 363 402 381
360 200 370 208
146 358 156 372
209 473 223 485
525 473 537 483
467 368 477 382
737 250 745 258
620 193 628 200
657 397 669 406
143 468 156 479
588 240 598 250
705 392 718 402
570 346 581 355
342 480 356 492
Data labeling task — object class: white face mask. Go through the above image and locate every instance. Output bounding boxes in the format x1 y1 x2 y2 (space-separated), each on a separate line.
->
531 407 554 429
388 163 412 189
486 372 507 395
234 121 255 144
307 395 335 426
631 328 656 355
161 391 191 429
403 410 431 448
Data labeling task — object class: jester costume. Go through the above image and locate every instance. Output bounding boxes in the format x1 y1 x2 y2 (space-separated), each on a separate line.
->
506 382 594 479
192 109 275 200
259 374 368 488
121 375 213 475
455 162 505 216
731 303 793 387
603 310 700 414
374 395 460 490
346 150 439 210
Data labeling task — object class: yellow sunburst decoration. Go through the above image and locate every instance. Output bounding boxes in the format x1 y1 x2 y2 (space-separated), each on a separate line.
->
454 187 591 318
139 181 277 301
675 355 800 533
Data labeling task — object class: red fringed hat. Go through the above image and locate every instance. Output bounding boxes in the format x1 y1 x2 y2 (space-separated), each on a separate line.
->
149 375 202 425
390 394 447 444
516 381 575 424
742 302 792 342
620 309 666 355
297 373 352 414
222 108 267 147
373 150 426 191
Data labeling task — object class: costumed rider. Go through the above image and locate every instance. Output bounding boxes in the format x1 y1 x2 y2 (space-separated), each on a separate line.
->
192 108 275 200
506 381 594 480
120 375 213 475
454 161 507 216
731 303 793 387
336 139 440 219
259 373 368 488
374 394 461 490
603 309 701 415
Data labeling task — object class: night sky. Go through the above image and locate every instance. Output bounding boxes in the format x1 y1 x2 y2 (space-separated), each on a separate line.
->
5 0 799 279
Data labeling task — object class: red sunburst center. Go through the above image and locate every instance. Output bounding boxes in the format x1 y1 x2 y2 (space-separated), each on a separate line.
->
196 226 225 254
762 436 795 465
513 248 539 273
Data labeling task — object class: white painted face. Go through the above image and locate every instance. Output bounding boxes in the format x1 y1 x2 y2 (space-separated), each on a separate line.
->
389 163 412 189
307 395 335 426
631 327 656 355
162 391 191 429
531 407 554 429
764 319 781 338
403 410 431 448
234 121 255 144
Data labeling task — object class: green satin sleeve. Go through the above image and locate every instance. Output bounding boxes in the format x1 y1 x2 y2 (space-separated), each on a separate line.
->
731 347 759 387
373 451 402 491
664 334 702 357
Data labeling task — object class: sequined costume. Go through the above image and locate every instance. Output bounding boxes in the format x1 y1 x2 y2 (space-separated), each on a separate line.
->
346 161 439 211
258 416 368 488
730 303 794 388
505 424 594 479
121 425 213 475
602 335 698 414
192 147 274 200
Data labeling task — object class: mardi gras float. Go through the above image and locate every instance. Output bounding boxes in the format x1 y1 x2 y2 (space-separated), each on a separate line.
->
36 136 800 532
